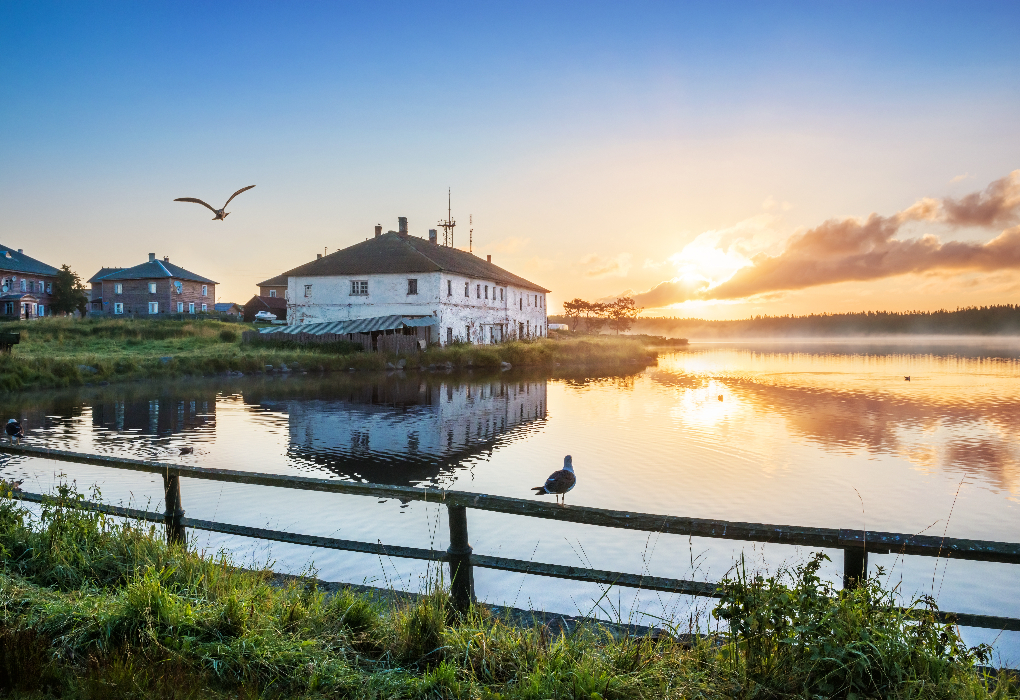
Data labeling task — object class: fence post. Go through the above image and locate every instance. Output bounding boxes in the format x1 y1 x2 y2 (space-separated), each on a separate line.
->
446 504 474 611
163 472 186 546
842 546 867 590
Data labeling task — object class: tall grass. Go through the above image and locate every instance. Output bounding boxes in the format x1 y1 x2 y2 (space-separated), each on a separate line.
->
0 318 657 392
0 480 1012 699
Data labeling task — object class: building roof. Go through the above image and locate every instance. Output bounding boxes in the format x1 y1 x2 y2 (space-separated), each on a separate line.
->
0 245 60 277
214 302 242 312
280 233 550 292
91 258 217 284
257 273 289 287
260 315 438 336
88 267 123 283
245 294 288 311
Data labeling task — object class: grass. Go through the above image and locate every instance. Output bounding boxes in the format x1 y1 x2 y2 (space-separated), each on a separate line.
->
0 318 658 393
0 480 1013 699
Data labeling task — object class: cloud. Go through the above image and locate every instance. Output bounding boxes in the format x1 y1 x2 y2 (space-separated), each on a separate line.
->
950 173 971 183
630 171 1020 308
580 252 632 278
491 236 531 254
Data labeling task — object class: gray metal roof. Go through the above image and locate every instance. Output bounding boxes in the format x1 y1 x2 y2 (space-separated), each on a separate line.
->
259 315 438 335
0 245 60 277
92 259 217 284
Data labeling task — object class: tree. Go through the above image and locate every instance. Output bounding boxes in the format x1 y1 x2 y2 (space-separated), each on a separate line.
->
607 297 640 334
561 298 587 332
50 264 89 316
582 301 609 335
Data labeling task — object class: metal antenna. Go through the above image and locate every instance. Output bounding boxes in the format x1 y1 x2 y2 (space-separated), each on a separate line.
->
438 188 456 247
469 214 473 253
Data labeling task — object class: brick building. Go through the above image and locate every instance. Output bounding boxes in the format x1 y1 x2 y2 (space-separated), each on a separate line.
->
257 273 288 299
89 254 216 317
1 244 60 321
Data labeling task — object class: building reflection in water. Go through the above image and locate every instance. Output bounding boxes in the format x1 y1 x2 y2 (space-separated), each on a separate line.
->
245 376 548 486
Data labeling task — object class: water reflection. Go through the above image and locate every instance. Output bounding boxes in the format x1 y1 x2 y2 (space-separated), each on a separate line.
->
244 376 547 485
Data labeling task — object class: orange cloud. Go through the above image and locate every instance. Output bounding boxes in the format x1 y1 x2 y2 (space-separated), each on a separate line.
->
633 171 1020 308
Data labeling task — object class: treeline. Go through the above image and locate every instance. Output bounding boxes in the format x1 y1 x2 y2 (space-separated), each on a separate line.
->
560 297 639 334
550 305 1020 338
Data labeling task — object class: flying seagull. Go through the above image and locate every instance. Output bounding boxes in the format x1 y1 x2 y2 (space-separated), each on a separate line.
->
5 419 24 445
531 455 576 506
174 185 255 220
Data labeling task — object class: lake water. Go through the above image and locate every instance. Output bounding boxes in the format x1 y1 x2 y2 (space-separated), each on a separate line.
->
2 339 1018 665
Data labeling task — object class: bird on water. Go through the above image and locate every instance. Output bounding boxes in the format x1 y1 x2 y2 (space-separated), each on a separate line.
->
174 185 255 221
531 455 576 506
179 446 194 456
5 419 24 445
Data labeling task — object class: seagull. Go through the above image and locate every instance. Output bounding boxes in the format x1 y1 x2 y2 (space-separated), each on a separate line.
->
174 185 255 221
531 455 576 506
178 446 194 455
5 419 24 445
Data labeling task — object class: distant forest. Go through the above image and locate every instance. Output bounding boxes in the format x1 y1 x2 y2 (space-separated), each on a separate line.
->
548 305 1020 339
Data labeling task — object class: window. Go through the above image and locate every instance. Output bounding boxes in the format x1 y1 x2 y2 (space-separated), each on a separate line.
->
465 325 470 342
188 302 195 314
464 282 469 297
115 283 123 295
114 303 123 315
173 281 183 294
201 303 207 312
201 285 207 296
350 280 368 295
519 298 522 310
484 285 488 299
304 284 313 297
447 280 452 297
148 282 156 293
500 288 503 301
46 282 52 294
37 304 45 317
269 289 276 298
447 327 453 345
20 280 25 292
148 302 159 314
177 302 184 313
407 278 418 295
476 284 480 298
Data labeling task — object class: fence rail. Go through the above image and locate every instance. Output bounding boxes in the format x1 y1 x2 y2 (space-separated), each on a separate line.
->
2 444 1018 632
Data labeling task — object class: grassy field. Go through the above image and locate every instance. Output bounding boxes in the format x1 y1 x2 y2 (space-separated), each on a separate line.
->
0 481 1012 699
0 318 658 392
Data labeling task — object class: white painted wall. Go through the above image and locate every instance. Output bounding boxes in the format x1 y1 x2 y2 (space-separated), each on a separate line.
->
288 269 548 346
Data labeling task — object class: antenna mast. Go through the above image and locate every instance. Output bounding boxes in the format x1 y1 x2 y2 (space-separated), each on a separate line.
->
469 214 473 253
438 188 456 247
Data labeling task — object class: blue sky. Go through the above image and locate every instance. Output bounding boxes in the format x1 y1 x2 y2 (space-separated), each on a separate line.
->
2 2 1019 314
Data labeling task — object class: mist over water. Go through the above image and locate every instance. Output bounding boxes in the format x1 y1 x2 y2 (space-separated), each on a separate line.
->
1 341 1017 665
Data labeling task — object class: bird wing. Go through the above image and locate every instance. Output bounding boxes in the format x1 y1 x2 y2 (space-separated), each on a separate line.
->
543 469 576 494
174 197 219 213
222 185 255 208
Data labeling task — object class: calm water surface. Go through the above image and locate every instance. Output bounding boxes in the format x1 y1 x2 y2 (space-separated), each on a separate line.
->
2 340 1018 663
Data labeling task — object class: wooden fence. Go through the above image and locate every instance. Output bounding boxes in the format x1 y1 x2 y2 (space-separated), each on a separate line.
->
2 443 1018 631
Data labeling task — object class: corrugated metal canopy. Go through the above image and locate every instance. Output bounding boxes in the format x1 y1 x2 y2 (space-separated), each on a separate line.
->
259 315 438 336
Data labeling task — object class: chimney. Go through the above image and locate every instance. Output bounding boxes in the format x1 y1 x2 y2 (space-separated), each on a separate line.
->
487 254 491 263
374 224 382 238
148 253 156 262
163 256 169 263
17 249 23 254
397 217 408 236
429 228 437 244
316 253 322 259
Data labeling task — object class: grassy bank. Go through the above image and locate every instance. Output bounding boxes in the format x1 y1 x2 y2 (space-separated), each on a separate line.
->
0 318 657 392
0 482 1012 699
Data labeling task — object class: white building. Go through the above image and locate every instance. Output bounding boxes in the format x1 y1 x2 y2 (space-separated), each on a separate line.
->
280 220 549 345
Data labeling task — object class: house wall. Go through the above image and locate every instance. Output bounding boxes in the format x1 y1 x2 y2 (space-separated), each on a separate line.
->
287 271 548 346
93 279 215 316
259 285 287 298
1 271 56 316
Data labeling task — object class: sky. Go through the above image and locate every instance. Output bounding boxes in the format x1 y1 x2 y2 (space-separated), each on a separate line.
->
1 1 1019 318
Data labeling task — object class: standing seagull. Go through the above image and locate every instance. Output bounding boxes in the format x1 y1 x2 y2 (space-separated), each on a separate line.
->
5 419 24 445
174 185 255 220
531 455 576 506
